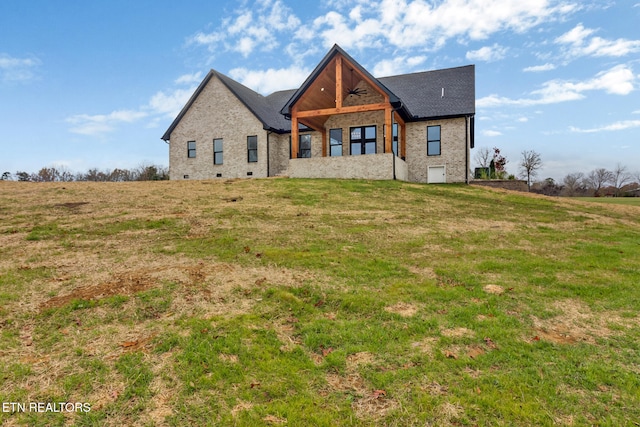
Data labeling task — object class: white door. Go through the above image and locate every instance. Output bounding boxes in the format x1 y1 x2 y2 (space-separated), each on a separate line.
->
427 166 446 183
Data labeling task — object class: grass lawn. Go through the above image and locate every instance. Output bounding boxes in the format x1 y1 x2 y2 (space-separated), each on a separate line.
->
575 197 640 206
1 179 639 426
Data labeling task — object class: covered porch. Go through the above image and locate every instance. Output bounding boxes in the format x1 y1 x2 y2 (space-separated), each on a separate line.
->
281 45 410 162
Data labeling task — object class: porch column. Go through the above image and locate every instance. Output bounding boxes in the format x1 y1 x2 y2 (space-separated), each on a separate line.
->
322 127 327 157
393 111 406 159
384 107 393 153
291 114 299 159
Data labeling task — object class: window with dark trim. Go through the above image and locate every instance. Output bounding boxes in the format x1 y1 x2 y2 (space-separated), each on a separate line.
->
213 138 223 165
187 141 196 158
247 135 258 162
350 125 376 155
299 134 311 158
330 128 342 156
427 125 441 156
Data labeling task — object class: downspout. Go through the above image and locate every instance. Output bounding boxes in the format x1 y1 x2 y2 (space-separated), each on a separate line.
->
392 151 396 180
266 131 271 177
465 116 469 184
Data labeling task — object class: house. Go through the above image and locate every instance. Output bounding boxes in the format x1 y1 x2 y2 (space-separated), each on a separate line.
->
161 45 475 183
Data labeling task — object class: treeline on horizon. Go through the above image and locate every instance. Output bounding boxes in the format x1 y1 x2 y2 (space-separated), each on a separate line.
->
528 166 640 198
1 163 639 198
1 164 169 182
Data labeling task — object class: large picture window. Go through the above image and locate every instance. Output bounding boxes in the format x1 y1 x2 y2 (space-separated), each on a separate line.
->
330 129 342 156
247 136 258 162
427 125 441 156
187 141 196 158
213 138 223 165
299 134 311 158
350 126 376 155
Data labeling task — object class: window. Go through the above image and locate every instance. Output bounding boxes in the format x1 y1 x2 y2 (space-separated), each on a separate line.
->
427 125 441 156
213 139 223 165
247 136 258 162
350 126 376 155
330 129 342 156
299 134 311 158
187 141 196 158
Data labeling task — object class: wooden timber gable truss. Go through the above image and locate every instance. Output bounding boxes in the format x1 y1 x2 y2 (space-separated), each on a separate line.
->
282 45 408 159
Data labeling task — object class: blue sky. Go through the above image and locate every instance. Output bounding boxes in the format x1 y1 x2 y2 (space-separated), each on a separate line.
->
1 0 639 181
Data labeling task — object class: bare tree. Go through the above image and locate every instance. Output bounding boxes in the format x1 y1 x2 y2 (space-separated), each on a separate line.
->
561 172 585 196
474 147 492 168
518 150 542 191
611 163 632 196
584 168 613 196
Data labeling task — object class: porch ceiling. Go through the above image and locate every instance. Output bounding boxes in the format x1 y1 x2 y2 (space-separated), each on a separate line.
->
292 53 391 132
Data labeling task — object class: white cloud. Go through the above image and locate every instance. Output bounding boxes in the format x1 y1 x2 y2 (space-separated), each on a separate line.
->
325 0 581 51
0 53 41 82
174 72 203 85
148 87 197 117
187 0 301 58
188 0 579 61
482 129 503 137
555 23 594 45
478 64 636 107
67 78 198 136
466 44 508 62
372 55 427 76
556 23 640 59
66 110 148 136
523 63 556 72
229 65 310 94
569 120 640 133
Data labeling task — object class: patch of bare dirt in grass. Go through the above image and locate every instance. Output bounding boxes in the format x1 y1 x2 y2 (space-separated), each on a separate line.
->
438 218 516 234
352 390 400 420
483 284 504 295
431 402 465 426
384 302 420 317
530 299 639 345
40 271 155 310
231 400 253 418
324 351 400 420
411 337 437 357
408 265 437 280
441 327 475 338
39 259 330 318
271 319 301 353
347 351 375 369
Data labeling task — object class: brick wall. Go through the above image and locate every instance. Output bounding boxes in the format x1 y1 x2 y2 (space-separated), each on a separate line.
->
168 76 269 180
287 153 407 181
405 117 470 183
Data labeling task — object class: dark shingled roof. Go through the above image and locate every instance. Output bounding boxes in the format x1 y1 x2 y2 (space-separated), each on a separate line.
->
379 65 475 120
161 47 474 141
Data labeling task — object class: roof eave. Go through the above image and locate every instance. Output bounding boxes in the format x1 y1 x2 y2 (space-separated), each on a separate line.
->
160 70 216 142
280 44 401 116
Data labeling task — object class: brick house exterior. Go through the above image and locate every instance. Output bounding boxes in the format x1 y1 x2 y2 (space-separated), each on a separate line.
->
162 45 475 183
